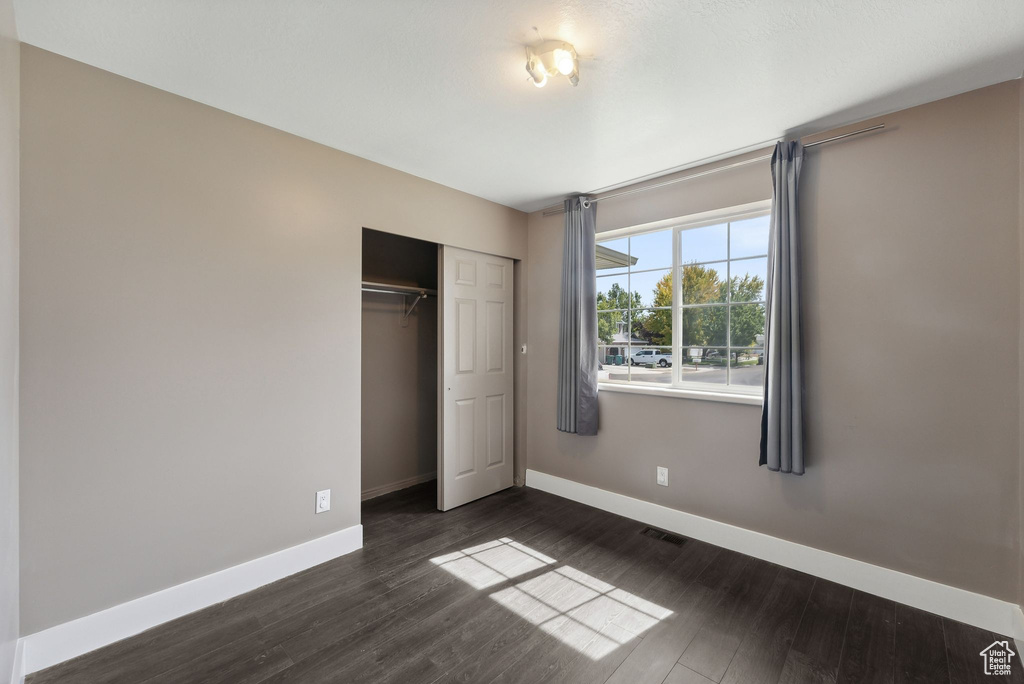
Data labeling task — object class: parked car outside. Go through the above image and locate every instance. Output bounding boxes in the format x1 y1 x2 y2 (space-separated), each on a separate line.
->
629 349 673 367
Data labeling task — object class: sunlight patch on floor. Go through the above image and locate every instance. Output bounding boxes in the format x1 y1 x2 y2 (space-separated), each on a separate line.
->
430 537 556 589
431 538 673 660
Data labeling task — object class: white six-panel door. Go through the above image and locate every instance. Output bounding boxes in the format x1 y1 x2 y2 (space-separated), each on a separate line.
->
438 246 514 511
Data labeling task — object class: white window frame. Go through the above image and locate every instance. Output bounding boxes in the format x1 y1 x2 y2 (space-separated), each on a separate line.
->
596 199 771 402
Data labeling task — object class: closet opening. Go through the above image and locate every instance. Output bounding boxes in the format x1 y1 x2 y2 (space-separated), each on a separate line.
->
360 228 439 530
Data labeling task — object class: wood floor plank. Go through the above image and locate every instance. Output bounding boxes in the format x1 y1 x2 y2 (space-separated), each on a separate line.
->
894 604 950 684
407 514 639 681
365 485 520 539
544 622 644 684
435 514 658 684
217 487 526 633
263 573 482 683
777 578 854 684
27 604 264 684
259 558 463 661
140 635 292 684
677 556 781 681
720 569 816 684
485 526 670 684
835 591 895 684
943 618 1020 684
213 504 515 647
664 664 718 684
604 547 747 684
360 480 436 520
431 541 615 684
544 537 711 684
268 507 637 683
265 504 589 666
360 488 538 565
361 514 639 684
247 488 546 629
609 539 722 637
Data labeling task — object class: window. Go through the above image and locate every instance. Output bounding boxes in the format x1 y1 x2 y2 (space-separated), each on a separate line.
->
595 201 770 396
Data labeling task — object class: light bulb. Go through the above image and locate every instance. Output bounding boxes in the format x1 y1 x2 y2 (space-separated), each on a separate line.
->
526 53 548 87
554 48 575 76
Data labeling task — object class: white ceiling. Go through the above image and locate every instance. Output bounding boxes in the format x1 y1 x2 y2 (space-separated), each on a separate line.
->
13 1 1024 212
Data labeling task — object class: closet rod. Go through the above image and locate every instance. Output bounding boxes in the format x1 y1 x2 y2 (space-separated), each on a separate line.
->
361 280 437 296
540 123 885 217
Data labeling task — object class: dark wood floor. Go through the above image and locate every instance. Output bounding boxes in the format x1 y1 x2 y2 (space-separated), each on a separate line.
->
29 482 1023 684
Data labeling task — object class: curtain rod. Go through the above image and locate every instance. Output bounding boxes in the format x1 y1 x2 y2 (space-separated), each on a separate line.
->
540 123 885 217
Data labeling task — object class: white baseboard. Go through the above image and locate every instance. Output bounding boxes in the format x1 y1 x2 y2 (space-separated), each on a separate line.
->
19 523 363 676
526 469 1023 640
10 639 24 684
362 471 436 501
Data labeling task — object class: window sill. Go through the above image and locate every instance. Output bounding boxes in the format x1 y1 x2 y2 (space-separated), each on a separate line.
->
597 382 763 406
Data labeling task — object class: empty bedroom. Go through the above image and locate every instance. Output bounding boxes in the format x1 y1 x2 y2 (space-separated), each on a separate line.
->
2 2 1024 683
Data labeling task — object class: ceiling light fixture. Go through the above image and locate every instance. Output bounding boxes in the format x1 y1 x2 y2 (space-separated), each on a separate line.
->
525 40 579 88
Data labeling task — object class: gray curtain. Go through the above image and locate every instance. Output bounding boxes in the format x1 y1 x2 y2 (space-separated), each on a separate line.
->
760 141 805 474
557 195 599 435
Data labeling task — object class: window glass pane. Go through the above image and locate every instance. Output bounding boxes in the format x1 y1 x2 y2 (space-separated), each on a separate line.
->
600 310 647 382
730 257 767 302
628 309 652 346
602 364 632 383
596 236 631 275
729 348 765 388
630 269 671 308
628 230 672 271
598 329 630 383
596 273 633 311
602 344 633 383
680 347 729 386
680 263 727 305
597 310 627 355
730 303 766 347
627 346 673 385
681 306 727 347
680 222 727 263
730 215 770 258
631 306 672 347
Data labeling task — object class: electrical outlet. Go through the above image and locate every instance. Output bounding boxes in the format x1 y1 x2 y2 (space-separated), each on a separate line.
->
315 489 331 513
656 467 669 487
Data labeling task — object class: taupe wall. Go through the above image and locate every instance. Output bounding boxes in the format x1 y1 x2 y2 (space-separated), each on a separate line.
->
19 46 526 635
527 80 1022 602
0 3 18 680
361 292 437 494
